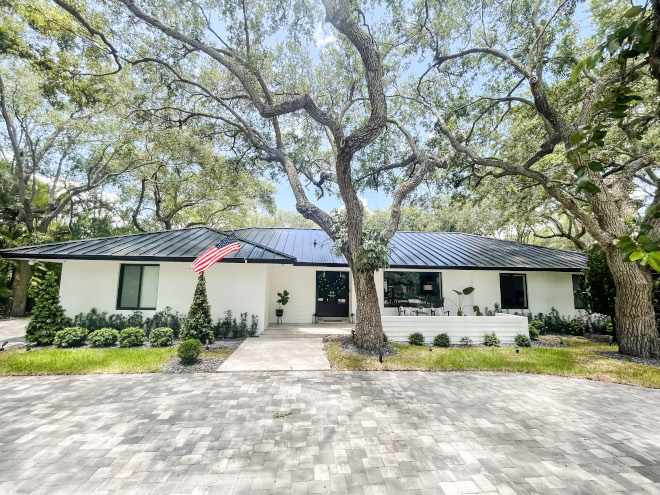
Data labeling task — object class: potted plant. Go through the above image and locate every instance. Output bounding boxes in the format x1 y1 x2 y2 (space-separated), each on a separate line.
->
447 287 479 316
275 290 289 318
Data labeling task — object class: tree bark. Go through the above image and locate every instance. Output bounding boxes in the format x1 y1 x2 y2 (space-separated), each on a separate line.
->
10 260 32 317
604 246 658 357
351 268 384 350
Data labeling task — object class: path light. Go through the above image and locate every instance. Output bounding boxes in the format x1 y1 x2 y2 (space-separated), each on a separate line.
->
609 336 614 346
516 348 519 354
429 347 433 352
351 329 355 339
0 340 7 351
378 348 383 364
205 338 210 351
560 338 564 347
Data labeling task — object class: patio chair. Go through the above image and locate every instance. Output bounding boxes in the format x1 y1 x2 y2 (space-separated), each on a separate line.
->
398 306 410 316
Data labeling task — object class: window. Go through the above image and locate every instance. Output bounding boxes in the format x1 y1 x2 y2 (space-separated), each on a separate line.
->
117 264 159 310
499 273 527 309
383 271 442 308
572 274 586 309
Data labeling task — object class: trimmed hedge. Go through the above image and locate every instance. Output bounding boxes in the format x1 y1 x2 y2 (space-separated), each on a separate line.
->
178 339 202 364
53 327 88 348
514 334 532 347
149 327 174 347
119 327 145 348
88 328 120 347
408 332 425 346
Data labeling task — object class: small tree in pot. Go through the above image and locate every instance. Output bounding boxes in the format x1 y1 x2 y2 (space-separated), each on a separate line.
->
275 290 289 318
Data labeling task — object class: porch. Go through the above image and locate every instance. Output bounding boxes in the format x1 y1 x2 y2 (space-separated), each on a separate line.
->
260 322 352 339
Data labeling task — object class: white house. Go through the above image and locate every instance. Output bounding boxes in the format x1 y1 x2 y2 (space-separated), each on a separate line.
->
0 227 587 342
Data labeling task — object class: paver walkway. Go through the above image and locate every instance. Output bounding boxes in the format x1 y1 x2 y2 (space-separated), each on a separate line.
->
0 318 28 344
0 372 659 495
218 338 331 371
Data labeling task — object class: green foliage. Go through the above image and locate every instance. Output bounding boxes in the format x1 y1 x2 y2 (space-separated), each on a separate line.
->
149 327 174 347
88 328 119 347
276 290 289 307
53 327 88 348
533 308 572 334
567 319 585 336
580 247 617 323
483 332 501 347
178 339 202 364
236 312 249 338
144 307 185 337
408 332 425 346
433 333 451 347
119 327 145 348
383 333 389 343
249 315 259 337
528 321 544 340
180 274 214 344
26 271 66 345
331 211 391 273
73 308 144 332
514 334 532 347
447 287 476 315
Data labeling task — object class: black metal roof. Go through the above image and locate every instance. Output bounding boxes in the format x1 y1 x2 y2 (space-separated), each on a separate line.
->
0 226 587 271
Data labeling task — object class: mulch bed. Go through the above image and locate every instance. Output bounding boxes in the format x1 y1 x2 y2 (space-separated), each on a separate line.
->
162 358 225 374
596 351 660 368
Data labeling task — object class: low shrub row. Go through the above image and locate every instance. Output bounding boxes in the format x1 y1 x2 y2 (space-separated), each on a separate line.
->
51 326 174 348
408 332 532 348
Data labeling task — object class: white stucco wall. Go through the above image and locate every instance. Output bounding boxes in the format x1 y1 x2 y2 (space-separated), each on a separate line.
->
58 260 582 335
59 260 270 334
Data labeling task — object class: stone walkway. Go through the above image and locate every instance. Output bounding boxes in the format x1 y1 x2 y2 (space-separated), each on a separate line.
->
0 372 659 494
218 338 331 371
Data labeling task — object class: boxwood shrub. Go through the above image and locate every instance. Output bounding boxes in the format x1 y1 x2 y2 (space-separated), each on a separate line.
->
483 332 501 347
514 334 532 347
408 332 425 346
433 333 451 347
149 327 174 347
119 327 146 348
53 327 88 348
178 339 202 364
88 328 120 347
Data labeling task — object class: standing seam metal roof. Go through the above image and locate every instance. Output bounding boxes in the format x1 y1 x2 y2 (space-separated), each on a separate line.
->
0 226 587 271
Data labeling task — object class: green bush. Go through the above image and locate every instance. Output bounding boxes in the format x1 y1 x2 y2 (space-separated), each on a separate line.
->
26 271 66 345
73 308 144 331
53 327 88 348
144 307 185 337
408 332 425 346
483 332 501 347
149 327 174 347
567 319 585 336
383 333 389 343
514 334 532 347
119 327 146 347
249 315 259 337
528 320 543 340
88 328 119 347
433 333 451 347
180 274 214 343
178 339 202 364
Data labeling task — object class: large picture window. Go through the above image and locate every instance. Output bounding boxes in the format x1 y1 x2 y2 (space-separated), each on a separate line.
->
572 274 586 309
383 271 442 308
499 273 528 309
117 264 159 310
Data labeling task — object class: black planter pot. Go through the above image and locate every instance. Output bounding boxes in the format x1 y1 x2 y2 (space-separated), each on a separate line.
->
275 309 284 317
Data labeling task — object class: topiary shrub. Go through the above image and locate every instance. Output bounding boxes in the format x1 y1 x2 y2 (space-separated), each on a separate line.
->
180 273 214 344
178 339 202 364
483 332 501 347
567 319 585 336
88 328 119 347
149 327 174 347
26 271 66 345
119 327 145 347
514 334 532 347
408 332 425 346
433 333 451 347
53 327 88 348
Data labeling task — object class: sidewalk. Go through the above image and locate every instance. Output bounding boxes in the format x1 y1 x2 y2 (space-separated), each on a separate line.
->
217 337 331 371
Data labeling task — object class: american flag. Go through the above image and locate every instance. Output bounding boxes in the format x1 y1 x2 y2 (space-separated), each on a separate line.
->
189 234 241 274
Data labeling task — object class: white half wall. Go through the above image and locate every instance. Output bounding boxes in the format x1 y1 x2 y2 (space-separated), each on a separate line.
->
382 314 529 344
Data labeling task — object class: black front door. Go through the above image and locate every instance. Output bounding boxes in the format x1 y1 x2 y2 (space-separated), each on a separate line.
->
315 271 349 317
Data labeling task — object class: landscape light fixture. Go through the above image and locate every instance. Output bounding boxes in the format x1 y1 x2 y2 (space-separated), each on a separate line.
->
515 348 519 354
0 340 8 351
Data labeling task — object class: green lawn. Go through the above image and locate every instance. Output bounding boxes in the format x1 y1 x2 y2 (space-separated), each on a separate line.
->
0 346 234 376
325 336 660 389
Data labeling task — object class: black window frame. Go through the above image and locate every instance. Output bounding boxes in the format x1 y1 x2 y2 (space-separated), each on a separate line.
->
116 264 159 310
499 273 528 310
572 274 586 309
383 270 443 308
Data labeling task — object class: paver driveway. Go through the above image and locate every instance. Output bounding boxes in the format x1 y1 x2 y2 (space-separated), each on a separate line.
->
0 372 659 495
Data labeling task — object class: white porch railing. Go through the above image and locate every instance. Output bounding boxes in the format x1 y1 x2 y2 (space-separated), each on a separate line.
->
381 313 529 344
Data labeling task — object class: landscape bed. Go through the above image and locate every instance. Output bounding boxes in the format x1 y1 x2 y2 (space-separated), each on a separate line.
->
324 336 660 389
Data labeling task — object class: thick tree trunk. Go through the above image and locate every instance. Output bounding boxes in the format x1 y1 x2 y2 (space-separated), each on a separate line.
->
352 268 384 350
10 260 32 317
604 247 658 357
